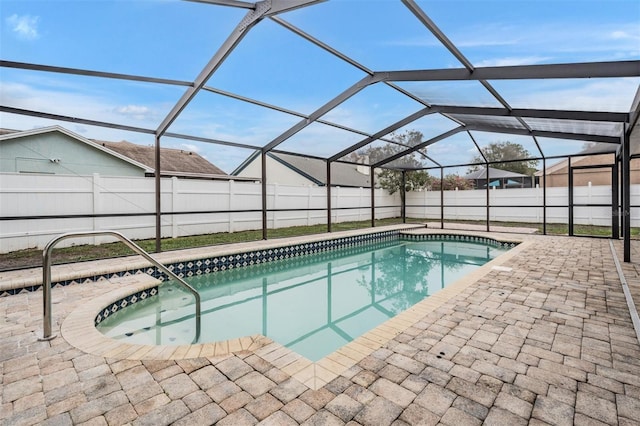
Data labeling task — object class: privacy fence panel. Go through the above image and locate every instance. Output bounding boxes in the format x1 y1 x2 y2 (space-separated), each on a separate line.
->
0 173 397 252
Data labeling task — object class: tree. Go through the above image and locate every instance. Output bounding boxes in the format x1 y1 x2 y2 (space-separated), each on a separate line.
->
353 130 433 195
468 141 539 175
438 174 473 190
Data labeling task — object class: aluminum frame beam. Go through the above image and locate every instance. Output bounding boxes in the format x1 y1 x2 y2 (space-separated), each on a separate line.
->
401 0 473 70
369 121 618 171
466 124 622 144
376 61 640 82
1 60 193 87
270 16 432 110
328 108 433 161
629 85 640 132
373 127 465 168
155 3 268 137
1 106 156 135
203 85 405 145
262 74 380 152
163 132 262 150
402 0 563 165
184 0 256 8
156 0 323 138
428 105 628 123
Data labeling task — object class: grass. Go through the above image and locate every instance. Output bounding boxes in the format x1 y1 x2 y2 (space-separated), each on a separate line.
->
0 218 405 271
420 218 640 238
2 217 635 271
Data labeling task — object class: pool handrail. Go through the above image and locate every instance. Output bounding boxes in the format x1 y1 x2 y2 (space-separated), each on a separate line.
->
40 230 201 342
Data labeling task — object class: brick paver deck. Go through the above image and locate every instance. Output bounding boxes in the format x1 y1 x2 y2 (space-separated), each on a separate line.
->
2 228 640 425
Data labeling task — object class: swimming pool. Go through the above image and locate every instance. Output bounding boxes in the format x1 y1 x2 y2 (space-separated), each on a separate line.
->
97 236 511 361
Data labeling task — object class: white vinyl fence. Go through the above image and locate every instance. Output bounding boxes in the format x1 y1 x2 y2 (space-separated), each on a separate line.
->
406 184 639 226
1 172 638 253
0 173 399 253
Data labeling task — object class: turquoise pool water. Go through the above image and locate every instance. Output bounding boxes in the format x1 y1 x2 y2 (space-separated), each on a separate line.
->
98 238 509 361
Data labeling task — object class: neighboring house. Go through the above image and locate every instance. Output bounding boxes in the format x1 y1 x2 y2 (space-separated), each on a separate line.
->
233 151 374 187
464 167 535 189
535 145 640 187
0 126 231 179
0 126 151 176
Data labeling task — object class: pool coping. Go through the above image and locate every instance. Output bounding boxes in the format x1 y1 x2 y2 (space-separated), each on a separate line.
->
61 227 530 390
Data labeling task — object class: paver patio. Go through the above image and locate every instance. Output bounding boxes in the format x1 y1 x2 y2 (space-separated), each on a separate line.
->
2 228 640 425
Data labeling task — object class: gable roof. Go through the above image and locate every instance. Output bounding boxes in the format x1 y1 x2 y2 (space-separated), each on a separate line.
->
0 126 152 172
233 152 372 187
99 141 226 176
464 167 529 180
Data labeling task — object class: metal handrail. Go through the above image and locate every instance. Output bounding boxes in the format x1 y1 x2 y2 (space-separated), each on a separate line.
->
40 230 201 342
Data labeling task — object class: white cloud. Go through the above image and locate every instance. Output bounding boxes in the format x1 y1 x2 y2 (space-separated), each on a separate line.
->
446 21 639 62
610 30 639 41
6 14 40 40
115 105 152 120
179 143 200 153
1 81 161 127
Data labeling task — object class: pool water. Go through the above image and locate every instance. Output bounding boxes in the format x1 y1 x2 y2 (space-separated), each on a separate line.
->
98 239 509 361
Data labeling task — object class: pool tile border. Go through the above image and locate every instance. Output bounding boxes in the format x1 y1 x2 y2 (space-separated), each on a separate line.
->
1 229 402 297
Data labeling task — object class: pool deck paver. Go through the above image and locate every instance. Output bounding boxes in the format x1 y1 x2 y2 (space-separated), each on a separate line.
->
2 226 640 425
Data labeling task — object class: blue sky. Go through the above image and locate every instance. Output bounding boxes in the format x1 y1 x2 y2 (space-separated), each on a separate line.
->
1 0 639 174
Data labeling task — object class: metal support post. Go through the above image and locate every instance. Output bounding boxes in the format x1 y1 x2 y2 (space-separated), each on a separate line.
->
568 157 573 236
371 166 375 228
327 160 332 232
261 151 267 240
612 161 620 239
401 171 406 223
440 167 444 229
154 135 162 253
485 164 490 232
543 157 547 235
623 130 631 262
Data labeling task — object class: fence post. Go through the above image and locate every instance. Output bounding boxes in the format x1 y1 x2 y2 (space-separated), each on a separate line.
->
454 187 459 220
335 186 340 224
171 177 179 238
588 181 592 225
273 183 279 229
423 190 428 220
229 179 235 233
535 183 540 222
92 173 100 243
307 185 312 226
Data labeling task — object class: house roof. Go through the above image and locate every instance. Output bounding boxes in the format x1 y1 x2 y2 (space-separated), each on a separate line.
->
233 151 372 187
464 167 529 180
99 141 227 177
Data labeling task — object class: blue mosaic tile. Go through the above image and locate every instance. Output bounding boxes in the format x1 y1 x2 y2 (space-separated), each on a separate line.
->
6 230 403 298
94 286 160 325
401 233 518 249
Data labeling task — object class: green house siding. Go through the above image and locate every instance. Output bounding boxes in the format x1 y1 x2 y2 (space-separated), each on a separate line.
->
0 132 146 176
